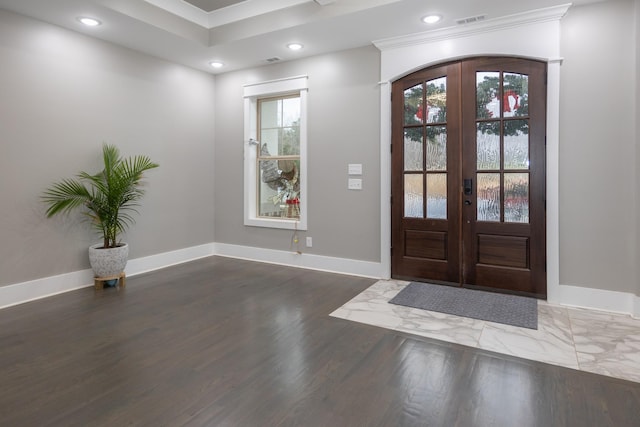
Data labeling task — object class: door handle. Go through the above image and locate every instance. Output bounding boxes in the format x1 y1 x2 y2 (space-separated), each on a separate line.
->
464 200 472 205
464 179 473 195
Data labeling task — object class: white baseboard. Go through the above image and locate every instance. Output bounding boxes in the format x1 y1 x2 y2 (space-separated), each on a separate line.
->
0 243 215 310
0 269 95 310
213 243 385 279
552 283 640 318
3 241 638 319
125 243 215 276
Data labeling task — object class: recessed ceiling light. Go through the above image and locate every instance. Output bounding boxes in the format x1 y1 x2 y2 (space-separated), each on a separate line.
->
422 15 442 24
77 17 101 27
209 61 224 68
287 43 303 51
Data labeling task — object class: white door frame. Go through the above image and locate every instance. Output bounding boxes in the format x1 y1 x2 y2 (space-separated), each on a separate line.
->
374 4 570 304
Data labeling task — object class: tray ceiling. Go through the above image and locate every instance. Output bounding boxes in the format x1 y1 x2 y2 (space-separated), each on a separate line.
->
0 0 609 74
183 0 247 13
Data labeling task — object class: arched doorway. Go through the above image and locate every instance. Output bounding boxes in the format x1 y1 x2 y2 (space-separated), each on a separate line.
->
391 57 546 298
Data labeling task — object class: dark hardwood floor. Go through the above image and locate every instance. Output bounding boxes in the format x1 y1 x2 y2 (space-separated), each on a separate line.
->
1 256 639 426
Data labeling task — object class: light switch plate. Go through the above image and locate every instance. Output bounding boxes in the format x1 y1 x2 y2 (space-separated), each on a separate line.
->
348 164 362 175
348 178 362 190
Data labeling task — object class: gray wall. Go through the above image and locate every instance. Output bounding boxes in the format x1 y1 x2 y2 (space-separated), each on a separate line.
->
0 10 216 287
559 0 638 293
3 1 639 298
214 46 381 262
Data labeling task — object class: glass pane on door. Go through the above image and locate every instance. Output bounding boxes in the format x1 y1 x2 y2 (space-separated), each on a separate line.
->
426 174 447 219
504 173 529 223
503 73 528 117
404 84 423 125
477 122 500 170
404 128 423 171
477 173 501 222
476 72 500 119
504 120 529 169
426 126 446 171
404 174 423 218
426 77 446 123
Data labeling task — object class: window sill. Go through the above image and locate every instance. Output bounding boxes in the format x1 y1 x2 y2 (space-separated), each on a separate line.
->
244 217 307 231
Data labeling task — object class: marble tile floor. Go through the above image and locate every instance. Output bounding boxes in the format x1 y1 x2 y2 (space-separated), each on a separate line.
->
330 279 640 383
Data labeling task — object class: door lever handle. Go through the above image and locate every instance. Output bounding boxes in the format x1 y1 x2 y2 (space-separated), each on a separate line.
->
464 200 472 206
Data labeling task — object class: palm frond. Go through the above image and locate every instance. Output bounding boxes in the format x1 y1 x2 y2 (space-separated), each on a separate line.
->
42 143 158 248
41 179 92 217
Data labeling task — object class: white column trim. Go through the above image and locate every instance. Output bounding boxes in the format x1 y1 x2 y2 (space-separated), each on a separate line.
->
545 59 562 304
380 80 392 280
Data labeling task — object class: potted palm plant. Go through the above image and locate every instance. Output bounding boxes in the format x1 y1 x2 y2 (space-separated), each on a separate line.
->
42 143 159 280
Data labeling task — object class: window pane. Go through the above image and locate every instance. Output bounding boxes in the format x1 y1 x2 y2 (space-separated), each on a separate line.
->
260 130 279 157
258 159 300 218
257 129 300 157
258 158 282 217
281 126 299 155
260 96 300 156
404 128 423 171
504 120 529 169
477 122 500 170
505 173 529 223
426 77 446 123
282 97 300 127
477 173 500 222
404 83 423 125
503 73 528 117
260 99 281 128
257 94 301 221
404 174 423 218
426 126 447 171
477 72 500 119
426 174 447 219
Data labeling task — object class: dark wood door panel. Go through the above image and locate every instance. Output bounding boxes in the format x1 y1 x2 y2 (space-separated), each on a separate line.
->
405 230 448 260
461 57 546 298
477 234 529 268
392 57 546 298
391 62 461 285
471 266 539 296
393 258 452 284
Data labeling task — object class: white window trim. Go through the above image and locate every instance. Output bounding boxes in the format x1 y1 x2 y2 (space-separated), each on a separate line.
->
243 75 308 230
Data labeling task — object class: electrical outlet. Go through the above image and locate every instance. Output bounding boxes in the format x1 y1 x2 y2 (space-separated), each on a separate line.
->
306 237 313 247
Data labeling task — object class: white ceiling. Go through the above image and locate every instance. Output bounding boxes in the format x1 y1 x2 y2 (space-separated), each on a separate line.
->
0 0 608 74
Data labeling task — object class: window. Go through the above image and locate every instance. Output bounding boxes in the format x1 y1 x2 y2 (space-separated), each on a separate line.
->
257 95 301 219
244 76 308 230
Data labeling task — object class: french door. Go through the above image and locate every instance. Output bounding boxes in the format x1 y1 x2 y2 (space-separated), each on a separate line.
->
391 57 547 298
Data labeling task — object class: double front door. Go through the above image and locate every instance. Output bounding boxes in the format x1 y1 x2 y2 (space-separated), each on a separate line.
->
391 57 546 298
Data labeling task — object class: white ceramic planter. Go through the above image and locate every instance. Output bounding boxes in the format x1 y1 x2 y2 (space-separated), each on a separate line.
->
88 243 129 278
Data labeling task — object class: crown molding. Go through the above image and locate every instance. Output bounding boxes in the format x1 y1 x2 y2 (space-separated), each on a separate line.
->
373 3 572 51
143 0 309 28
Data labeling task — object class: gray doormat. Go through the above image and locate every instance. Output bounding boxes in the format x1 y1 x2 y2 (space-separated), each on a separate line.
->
389 282 538 329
